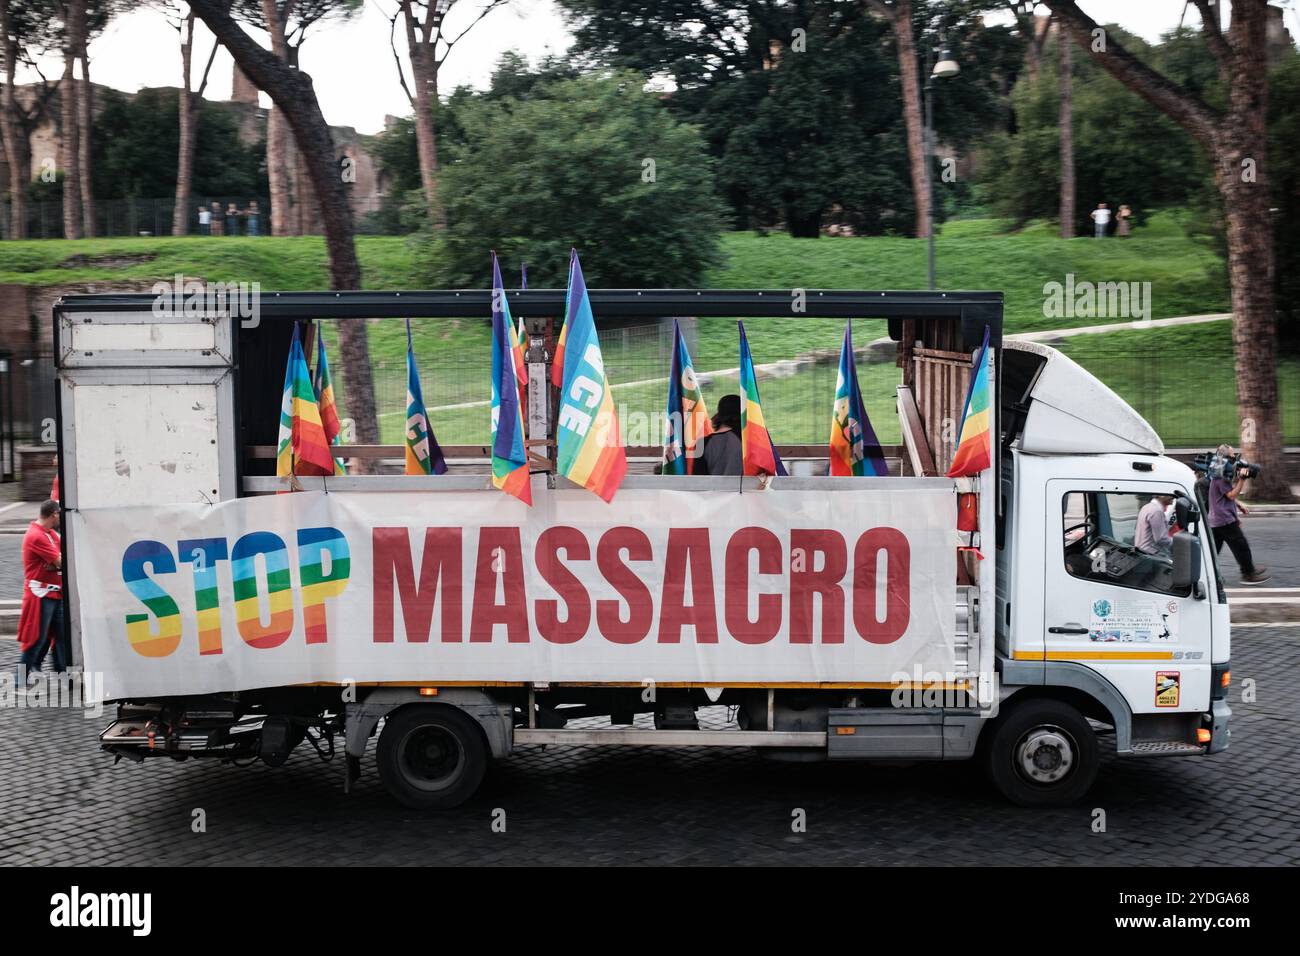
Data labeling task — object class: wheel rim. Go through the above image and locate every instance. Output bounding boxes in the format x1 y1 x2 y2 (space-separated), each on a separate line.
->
397 725 465 793
1014 724 1077 786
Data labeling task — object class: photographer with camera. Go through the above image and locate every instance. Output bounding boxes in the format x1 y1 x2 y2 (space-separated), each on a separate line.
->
1207 444 1271 584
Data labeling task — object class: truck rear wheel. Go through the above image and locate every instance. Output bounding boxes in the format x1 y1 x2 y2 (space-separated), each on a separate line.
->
985 699 1099 808
376 706 487 810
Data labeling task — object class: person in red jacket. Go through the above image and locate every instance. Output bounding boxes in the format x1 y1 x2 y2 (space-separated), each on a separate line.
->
15 500 64 687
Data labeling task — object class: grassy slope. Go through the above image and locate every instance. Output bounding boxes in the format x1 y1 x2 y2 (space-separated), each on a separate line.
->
0 235 426 289
0 209 1226 334
3 211 1261 446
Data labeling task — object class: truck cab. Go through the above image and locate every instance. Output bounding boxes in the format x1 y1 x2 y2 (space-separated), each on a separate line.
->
992 341 1231 803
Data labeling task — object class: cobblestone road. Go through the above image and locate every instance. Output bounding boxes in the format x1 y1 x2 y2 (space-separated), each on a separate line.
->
0 625 1296 867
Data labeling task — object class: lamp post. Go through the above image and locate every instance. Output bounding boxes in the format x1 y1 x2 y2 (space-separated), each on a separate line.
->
924 42 960 290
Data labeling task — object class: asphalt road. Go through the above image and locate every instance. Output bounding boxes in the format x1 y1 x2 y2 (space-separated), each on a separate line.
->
1208 517 1300 588
0 625 1296 866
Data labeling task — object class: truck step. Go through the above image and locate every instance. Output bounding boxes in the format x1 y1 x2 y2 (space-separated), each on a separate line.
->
514 728 825 748
1128 740 1205 756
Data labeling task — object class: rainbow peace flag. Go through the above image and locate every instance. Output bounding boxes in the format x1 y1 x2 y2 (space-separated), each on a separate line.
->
275 323 337 478
404 319 448 476
511 296 527 411
829 321 887 477
491 252 532 505
739 321 787 477
312 330 347 475
515 261 529 398
550 264 568 390
946 325 992 477
555 250 627 502
662 319 712 475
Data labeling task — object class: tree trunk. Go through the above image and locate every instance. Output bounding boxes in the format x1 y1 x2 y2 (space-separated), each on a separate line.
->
1045 0 1289 499
175 95 195 237
1215 37 1285 498
410 43 439 211
1024 44 1041 83
1221 180 1286 497
889 0 929 238
76 18 94 238
262 1 295 237
285 42 311 235
296 144 317 234
267 109 295 235
173 14 215 237
1058 27 1075 239
190 0 378 453
175 88 194 235
59 46 80 240
1023 12 1050 83
0 22 27 239
400 1 442 223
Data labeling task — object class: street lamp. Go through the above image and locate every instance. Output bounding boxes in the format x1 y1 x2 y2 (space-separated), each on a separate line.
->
924 41 960 290
933 47 960 79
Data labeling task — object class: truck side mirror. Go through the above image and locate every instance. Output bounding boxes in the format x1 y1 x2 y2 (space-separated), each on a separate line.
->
1174 494 1199 533
1172 531 1202 595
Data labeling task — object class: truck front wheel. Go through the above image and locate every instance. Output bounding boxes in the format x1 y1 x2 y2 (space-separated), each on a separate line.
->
376 706 487 810
985 699 1099 808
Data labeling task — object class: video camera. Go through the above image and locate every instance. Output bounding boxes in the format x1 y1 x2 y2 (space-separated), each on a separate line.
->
1191 450 1262 482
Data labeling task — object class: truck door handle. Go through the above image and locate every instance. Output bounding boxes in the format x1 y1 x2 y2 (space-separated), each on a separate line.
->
1048 625 1090 635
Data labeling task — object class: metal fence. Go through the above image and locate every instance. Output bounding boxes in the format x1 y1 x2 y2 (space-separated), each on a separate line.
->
326 320 1296 453
0 349 57 480
0 195 401 239
4 326 1292 482
1052 343 1299 450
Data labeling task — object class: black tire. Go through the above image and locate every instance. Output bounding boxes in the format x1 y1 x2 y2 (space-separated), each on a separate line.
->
376 705 487 810
984 698 1099 808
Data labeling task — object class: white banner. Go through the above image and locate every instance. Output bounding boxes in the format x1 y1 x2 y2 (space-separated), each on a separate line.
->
70 484 957 701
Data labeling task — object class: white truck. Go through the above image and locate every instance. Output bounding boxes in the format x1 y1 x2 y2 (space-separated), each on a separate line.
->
52 289 1231 809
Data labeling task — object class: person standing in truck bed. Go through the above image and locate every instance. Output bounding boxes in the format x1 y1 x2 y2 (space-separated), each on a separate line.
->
694 394 743 476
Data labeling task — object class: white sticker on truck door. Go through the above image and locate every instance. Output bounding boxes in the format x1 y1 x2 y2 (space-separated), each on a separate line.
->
1089 596 1179 643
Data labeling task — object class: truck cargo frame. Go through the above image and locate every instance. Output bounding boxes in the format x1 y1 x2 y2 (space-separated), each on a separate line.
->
52 286 1230 809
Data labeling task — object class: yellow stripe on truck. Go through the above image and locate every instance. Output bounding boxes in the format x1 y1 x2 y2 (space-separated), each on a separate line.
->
1013 650 1175 661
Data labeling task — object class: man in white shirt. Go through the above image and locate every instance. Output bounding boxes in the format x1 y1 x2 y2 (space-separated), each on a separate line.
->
1090 202 1111 238
1134 494 1174 555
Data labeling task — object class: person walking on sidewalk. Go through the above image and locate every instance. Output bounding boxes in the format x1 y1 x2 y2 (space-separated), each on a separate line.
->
1208 445 1271 584
15 500 65 687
